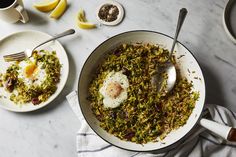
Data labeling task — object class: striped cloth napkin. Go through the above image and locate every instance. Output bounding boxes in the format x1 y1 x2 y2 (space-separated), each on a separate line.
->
66 91 236 157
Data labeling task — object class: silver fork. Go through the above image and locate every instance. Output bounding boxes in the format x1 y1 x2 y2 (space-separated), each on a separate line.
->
3 29 75 62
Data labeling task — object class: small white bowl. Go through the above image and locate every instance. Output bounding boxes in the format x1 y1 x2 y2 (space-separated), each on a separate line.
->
223 0 236 44
96 1 124 26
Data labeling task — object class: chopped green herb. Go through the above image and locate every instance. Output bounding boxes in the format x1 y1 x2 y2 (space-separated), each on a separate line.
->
0 50 61 105
89 43 199 144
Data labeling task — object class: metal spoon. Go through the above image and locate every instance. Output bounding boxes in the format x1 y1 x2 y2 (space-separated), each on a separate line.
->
151 8 188 93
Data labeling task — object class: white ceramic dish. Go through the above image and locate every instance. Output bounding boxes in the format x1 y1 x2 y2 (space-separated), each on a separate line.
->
223 0 236 44
78 30 236 152
78 31 206 152
96 0 124 26
0 30 69 112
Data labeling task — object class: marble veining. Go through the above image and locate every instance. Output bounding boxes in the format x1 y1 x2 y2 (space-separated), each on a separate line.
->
0 0 235 156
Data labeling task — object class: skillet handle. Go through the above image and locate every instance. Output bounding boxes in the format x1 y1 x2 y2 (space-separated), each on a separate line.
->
199 118 236 142
228 128 236 141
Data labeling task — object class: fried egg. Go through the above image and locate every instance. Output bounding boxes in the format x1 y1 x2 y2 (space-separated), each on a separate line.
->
18 58 46 87
99 71 129 108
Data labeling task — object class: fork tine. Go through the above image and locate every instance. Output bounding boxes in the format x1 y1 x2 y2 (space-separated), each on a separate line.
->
4 55 26 60
3 52 25 58
3 53 26 62
4 51 25 56
3 51 26 61
4 57 25 62
4 54 25 59
4 56 25 61
4 55 25 60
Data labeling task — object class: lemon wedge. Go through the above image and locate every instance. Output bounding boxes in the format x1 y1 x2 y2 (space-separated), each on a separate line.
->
50 0 67 19
34 0 59 12
78 21 96 29
78 9 86 22
77 9 96 29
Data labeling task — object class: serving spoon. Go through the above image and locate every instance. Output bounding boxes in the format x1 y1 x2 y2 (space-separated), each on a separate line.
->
151 8 188 93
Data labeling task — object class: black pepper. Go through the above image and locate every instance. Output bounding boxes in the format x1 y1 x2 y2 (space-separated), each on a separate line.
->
98 4 119 22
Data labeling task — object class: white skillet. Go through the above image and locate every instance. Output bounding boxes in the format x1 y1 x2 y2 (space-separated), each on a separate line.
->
78 31 236 152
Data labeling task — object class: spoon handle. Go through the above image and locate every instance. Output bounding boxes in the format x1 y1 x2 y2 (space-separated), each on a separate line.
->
32 29 76 51
170 8 188 57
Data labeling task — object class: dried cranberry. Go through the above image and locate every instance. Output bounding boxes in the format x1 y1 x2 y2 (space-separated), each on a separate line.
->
96 114 104 121
113 49 121 56
119 111 126 119
110 112 117 119
5 78 15 92
122 67 130 76
54 77 60 83
154 104 160 112
125 111 129 120
125 131 135 140
32 97 41 105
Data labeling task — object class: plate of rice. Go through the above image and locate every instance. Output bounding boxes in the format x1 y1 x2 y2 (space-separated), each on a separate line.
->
0 30 69 112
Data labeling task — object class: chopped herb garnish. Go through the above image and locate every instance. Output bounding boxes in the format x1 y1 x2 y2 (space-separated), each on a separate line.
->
89 44 199 144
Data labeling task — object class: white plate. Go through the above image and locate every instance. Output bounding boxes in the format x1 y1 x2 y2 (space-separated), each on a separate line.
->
0 30 69 112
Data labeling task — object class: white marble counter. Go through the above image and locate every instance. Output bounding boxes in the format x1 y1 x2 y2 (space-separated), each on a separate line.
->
0 0 235 156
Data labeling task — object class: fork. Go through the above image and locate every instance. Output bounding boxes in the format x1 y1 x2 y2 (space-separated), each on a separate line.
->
3 29 75 62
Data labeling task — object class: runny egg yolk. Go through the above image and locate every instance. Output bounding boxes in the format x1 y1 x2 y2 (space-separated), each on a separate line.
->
105 82 123 98
24 63 38 78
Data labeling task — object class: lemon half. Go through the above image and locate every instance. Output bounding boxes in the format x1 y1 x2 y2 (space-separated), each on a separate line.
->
34 0 59 12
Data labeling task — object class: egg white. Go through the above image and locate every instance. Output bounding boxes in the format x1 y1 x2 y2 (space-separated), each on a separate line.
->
17 58 46 87
99 71 129 108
